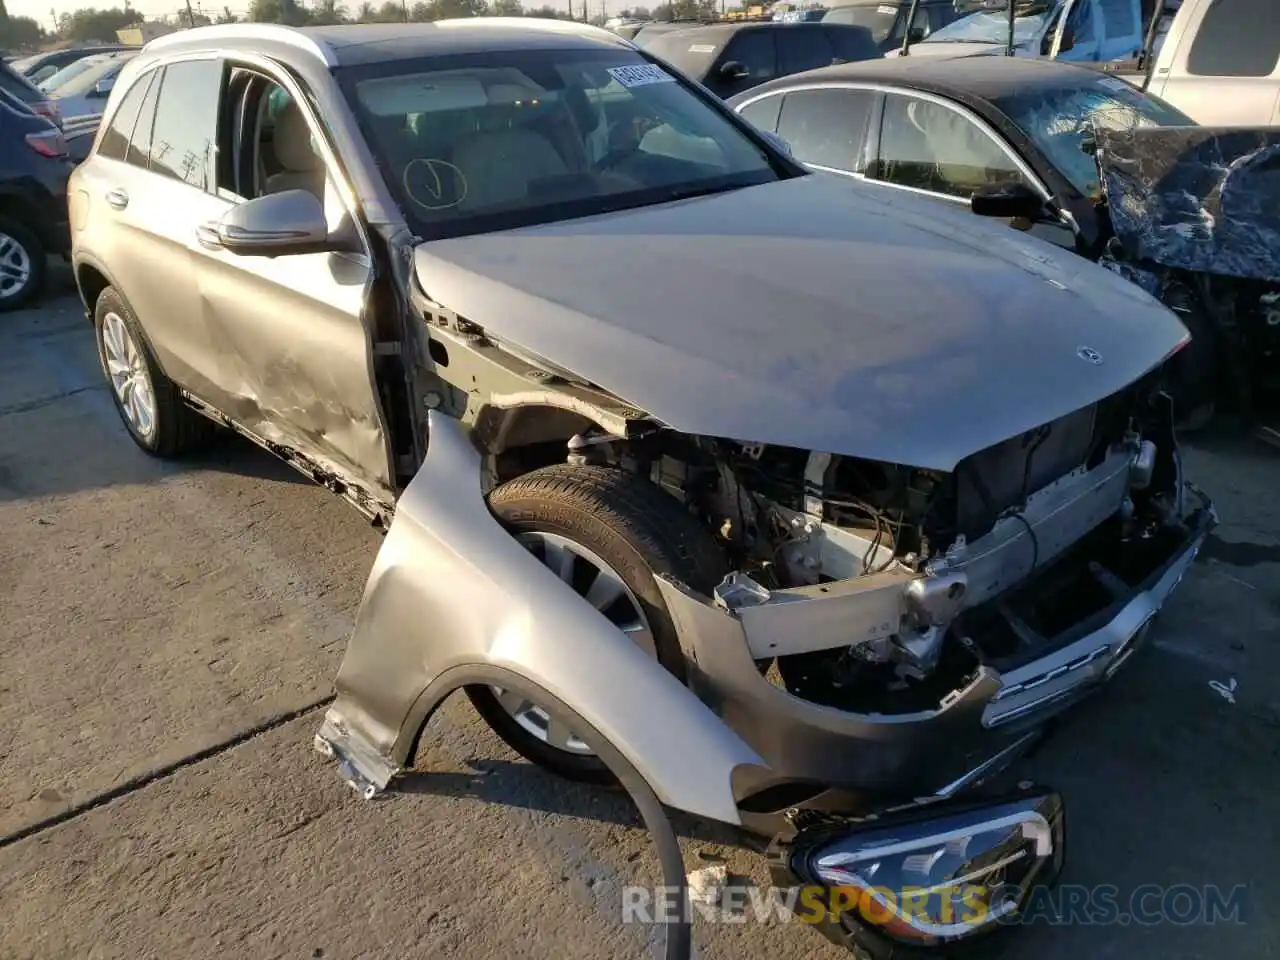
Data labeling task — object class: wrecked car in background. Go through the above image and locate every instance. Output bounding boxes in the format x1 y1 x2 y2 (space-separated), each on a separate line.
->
1095 125 1280 446
70 20 1214 959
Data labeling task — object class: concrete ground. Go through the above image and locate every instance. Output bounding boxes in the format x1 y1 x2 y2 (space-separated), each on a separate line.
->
2 272 1278 960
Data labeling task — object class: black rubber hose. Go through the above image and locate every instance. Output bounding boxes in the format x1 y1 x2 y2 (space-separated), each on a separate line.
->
608 754 693 960
453 670 694 960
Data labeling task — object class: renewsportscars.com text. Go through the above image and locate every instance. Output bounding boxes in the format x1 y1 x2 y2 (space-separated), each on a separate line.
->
622 883 1248 927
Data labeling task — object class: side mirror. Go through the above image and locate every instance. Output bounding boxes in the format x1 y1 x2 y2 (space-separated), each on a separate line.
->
197 189 333 258
1058 25 1076 53
719 60 750 80
970 181 1049 220
907 26 926 42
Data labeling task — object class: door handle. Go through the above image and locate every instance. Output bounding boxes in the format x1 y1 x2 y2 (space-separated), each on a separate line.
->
195 223 223 250
105 187 129 210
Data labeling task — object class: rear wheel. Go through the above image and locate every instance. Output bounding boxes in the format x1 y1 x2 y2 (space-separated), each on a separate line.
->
467 464 728 784
94 286 217 457
0 216 46 312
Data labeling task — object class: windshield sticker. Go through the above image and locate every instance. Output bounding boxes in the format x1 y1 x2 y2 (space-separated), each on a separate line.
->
688 43 717 52
878 4 896 12
607 64 677 88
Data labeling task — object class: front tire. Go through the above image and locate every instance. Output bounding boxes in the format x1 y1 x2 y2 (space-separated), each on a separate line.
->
467 464 728 785
94 286 216 457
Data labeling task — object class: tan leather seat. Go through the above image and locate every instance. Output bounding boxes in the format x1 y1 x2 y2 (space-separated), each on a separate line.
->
265 101 325 198
450 124 569 210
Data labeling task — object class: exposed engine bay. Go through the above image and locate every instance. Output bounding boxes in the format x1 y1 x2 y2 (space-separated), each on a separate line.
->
551 371 1193 715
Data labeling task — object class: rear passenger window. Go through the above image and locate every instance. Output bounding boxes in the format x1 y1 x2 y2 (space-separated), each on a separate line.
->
1187 0 1280 78
737 94 783 133
776 88 874 171
147 58 223 190
97 71 153 162
776 26 836 75
127 69 161 168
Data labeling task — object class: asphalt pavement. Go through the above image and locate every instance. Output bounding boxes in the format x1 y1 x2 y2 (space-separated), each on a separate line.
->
2 270 1278 960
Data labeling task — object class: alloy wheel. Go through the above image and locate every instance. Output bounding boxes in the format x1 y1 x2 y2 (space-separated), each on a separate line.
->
0 231 32 300
101 311 158 441
490 531 655 755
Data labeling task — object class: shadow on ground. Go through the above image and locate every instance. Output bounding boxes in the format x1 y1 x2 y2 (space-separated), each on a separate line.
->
0 283 313 502
394 758 758 853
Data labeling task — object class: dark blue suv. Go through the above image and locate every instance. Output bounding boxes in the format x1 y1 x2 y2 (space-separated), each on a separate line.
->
0 88 74 310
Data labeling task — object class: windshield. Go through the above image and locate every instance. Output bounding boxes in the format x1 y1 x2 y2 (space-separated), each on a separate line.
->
822 5 899 42
923 0 1060 44
338 48 781 240
38 56 107 93
995 78 1194 197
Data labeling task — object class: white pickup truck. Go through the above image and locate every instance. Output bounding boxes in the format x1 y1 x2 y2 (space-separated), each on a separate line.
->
1111 0 1280 124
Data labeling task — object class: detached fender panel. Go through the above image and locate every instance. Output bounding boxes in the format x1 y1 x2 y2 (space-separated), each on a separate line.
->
321 411 766 826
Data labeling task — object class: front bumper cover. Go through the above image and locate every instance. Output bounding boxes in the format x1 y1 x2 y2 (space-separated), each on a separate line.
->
655 485 1214 809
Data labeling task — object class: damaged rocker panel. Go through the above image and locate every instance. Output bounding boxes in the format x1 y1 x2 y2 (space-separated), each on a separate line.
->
181 391 395 525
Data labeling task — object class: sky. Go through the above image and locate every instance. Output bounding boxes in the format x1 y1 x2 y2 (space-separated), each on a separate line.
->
8 0 575 27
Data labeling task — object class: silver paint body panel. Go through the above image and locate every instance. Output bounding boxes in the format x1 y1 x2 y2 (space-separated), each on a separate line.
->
322 412 766 825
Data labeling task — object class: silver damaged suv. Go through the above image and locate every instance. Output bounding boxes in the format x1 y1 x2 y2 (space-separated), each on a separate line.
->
70 20 1214 959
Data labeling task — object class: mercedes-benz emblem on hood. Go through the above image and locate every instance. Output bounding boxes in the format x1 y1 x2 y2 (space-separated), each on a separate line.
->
1077 346 1103 365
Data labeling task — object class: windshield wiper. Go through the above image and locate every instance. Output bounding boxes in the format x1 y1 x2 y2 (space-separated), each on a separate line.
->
657 181 745 204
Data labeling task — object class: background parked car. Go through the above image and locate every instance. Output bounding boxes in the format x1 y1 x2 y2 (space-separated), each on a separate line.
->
727 55 1250 425
628 19 715 45
1102 0 1280 125
0 60 61 126
639 21 882 98
38 53 119 95
63 115 102 165
0 90 73 310
48 52 137 124
10 45 135 86
893 0 1149 62
728 55 1191 254
822 0 967 51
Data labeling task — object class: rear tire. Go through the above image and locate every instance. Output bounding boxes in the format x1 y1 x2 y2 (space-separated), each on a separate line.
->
467 464 729 785
0 216 46 312
93 286 217 457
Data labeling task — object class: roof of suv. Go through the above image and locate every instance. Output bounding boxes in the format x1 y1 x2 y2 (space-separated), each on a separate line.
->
143 19 633 68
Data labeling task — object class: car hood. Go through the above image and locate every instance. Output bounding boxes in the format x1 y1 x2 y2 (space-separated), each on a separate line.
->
412 175 1186 471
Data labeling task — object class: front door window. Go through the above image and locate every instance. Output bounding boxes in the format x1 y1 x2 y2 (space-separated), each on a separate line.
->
872 93 1030 200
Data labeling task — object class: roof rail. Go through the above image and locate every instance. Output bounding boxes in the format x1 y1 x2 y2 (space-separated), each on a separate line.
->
143 23 337 67
436 16 616 38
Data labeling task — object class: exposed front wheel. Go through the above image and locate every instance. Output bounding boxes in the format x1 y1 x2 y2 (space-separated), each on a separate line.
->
468 464 728 784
